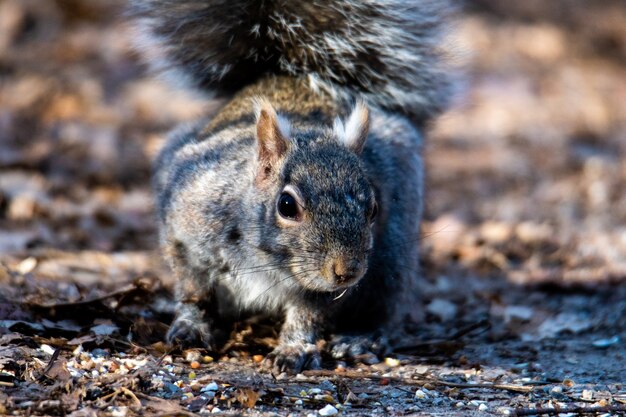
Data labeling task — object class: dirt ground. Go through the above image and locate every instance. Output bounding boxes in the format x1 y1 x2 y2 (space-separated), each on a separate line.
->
1 0 626 416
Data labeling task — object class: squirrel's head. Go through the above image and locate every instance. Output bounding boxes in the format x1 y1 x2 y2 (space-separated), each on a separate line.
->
252 99 376 292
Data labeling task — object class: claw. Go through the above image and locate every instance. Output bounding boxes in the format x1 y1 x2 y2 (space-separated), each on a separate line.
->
166 318 216 350
264 343 321 374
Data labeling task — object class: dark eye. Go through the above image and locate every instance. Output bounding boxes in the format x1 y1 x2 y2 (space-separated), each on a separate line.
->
278 192 299 220
370 202 378 222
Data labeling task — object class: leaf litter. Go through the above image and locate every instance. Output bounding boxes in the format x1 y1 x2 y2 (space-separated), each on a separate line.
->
1 0 626 415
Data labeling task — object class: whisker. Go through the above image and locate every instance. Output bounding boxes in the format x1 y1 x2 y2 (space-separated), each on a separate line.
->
333 289 348 300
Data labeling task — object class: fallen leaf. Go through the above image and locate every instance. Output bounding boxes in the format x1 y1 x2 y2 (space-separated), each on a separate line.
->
235 388 262 408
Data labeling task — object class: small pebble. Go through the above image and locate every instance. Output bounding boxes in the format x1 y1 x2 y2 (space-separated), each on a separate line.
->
16 257 38 275
414 389 428 399
252 355 264 363
319 380 335 391
189 371 197 379
314 394 334 402
184 350 201 363
211 407 222 413
201 382 219 392
108 406 128 417
383 390 405 398
478 403 488 411
190 361 201 369
384 357 400 367
592 336 620 348
164 383 181 394
318 404 338 416
91 348 109 358
40 344 55 355
581 390 593 400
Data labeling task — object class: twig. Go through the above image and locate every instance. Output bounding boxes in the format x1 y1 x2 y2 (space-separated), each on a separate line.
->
394 319 491 354
435 380 533 393
512 404 626 416
303 370 533 394
155 347 176 367
120 387 143 409
0 381 15 387
97 389 120 405
450 319 491 339
519 381 553 386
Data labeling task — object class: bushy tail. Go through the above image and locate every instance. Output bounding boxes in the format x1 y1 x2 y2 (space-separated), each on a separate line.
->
130 0 453 121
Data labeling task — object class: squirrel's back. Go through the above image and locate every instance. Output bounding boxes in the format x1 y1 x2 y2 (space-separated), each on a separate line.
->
130 0 453 123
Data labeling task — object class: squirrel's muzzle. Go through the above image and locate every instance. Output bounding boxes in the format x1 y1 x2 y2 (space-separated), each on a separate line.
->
323 256 365 287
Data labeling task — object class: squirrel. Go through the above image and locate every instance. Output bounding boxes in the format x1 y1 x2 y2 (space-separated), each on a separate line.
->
130 0 453 373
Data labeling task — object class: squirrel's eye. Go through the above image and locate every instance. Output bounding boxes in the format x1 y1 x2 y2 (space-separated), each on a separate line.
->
371 202 378 222
278 192 299 220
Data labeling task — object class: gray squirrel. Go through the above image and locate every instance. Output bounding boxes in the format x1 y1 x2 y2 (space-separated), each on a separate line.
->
131 0 453 373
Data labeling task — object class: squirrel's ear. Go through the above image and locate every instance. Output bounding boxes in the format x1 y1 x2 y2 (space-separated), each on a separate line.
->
255 99 291 183
334 101 369 154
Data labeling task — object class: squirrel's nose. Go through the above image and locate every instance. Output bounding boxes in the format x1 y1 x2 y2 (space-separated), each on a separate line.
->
332 258 362 284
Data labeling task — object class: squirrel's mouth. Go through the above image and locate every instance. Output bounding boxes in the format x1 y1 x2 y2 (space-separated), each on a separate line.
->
322 270 365 290
290 266 367 293
286 253 368 292
308 276 365 293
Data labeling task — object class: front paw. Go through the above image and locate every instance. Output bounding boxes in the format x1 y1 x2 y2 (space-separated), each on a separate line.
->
264 343 321 374
166 317 216 350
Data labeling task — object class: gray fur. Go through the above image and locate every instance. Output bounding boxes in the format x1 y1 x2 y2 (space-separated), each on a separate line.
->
136 1 440 373
129 0 453 122
156 101 423 372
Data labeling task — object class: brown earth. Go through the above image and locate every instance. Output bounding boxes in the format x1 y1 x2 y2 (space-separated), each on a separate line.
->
1 0 625 415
